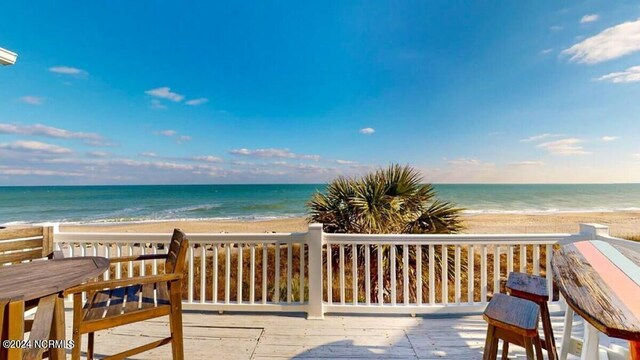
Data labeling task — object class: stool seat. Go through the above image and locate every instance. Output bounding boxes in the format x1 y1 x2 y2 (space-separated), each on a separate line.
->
505 272 558 360
506 272 549 301
484 293 540 337
482 293 544 359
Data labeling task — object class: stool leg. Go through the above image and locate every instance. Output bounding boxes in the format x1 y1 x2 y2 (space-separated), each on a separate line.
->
559 306 574 360
523 337 535 360
501 341 509 360
489 337 499 359
540 301 558 360
533 335 544 360
483 324 498 360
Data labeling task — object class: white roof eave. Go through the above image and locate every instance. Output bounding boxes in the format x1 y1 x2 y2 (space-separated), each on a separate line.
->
0 47 18 66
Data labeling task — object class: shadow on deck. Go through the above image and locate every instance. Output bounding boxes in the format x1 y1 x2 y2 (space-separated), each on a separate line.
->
63 310 616 359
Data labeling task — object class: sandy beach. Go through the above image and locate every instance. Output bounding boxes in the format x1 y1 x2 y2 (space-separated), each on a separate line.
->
60 211 640 237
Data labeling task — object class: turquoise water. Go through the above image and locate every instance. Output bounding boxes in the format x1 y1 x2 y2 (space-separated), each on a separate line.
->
1 184 639 224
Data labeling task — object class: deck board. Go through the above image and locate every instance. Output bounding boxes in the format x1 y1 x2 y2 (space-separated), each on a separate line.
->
63 310 627 359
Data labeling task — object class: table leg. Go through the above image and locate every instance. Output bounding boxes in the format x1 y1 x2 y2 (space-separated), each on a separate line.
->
630 340 640 360
49 294 66 360
580 322 600 360
25 294 56 360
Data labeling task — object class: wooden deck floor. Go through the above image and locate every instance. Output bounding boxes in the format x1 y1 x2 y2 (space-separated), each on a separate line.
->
63 310 623 359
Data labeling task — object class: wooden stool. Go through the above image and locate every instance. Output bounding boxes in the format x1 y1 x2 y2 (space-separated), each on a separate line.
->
506 272 558 360
483 293 544 360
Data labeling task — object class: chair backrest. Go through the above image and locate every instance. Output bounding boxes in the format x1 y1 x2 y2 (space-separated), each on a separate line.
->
165 229 188 274
0 226 54 265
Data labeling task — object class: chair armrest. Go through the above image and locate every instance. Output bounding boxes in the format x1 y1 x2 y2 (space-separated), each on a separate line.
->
63 273 182 296
108 254 168 264
47 251 65 260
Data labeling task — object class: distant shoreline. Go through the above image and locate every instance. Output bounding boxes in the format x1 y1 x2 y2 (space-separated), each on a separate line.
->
58 210 640 237
6 208 640 228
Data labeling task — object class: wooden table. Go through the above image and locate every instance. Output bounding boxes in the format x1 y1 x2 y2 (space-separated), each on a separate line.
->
552 240 640 360
0 257 109 360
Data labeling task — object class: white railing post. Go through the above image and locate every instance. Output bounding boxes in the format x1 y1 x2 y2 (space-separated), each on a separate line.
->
306 223 325 319
579 223 609 240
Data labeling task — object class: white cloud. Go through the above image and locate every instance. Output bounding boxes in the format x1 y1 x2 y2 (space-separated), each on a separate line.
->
632 154 640 160
580 14 599 23
0 168 83 177
550 25 563 31
335 159 356 165
359 127 375 135
193 155 223 163
156 130 177 137
562 19 640 64
140 152 157 157
0 123 107 145
601 136 619 142
154 130 191 144
229 148 320 161
176 135 192 144
145 87 184 102
19 96 44 105
508 161 544 167
447 158 495 168
0 140 72 154
49 66 87 76
149 99 167 110
541 48 553 55
537 138 590 155
87 151 108 157
597 65 640 83
520 133 562 142
185 98 209 106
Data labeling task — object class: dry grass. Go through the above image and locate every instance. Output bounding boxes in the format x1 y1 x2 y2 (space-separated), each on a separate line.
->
617 234 640 242
109 243 556 304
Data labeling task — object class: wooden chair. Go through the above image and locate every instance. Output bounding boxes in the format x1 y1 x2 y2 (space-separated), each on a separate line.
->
0 226 61 265
64 229 189 360
506 272 558 360
483 293 544 360
0 225 64 354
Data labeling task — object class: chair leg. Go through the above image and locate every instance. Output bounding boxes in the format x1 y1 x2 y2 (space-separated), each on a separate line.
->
533 335 544 360
559 306 574 360
501 341 509 360
87 332 95 360
0 300 6 360
6 300 25 360
540 301 558 360
72 293 83 360
523 337 535 360
169 282 184 360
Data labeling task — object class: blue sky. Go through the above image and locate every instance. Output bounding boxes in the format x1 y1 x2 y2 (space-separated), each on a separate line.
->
1 1 640 185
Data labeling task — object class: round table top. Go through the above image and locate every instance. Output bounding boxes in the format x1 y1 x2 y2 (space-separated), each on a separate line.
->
0 257 109 301
552 240 640 341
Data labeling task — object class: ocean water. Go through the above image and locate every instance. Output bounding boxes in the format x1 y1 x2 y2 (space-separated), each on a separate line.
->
0 184 639 225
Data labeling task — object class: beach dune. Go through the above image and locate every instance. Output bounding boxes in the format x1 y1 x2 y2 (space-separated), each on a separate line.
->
61 211 640 237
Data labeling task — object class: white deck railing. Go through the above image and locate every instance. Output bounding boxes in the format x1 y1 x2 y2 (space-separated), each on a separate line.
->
52 223 627 319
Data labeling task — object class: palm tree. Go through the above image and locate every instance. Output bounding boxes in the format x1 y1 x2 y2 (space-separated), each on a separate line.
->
307 164 465 303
